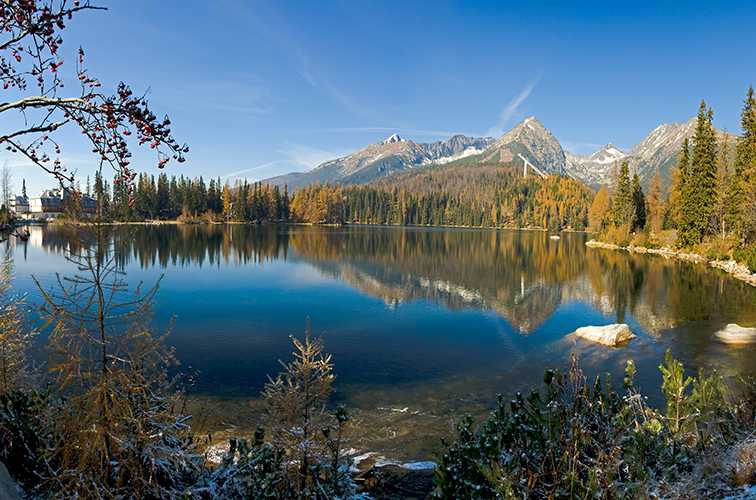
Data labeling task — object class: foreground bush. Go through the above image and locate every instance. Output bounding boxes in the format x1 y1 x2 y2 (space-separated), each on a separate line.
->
733 245 756 273
434 353 755 498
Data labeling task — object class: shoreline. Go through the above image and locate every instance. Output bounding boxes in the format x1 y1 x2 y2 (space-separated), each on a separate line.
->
586 239 756 287
31 218 589 234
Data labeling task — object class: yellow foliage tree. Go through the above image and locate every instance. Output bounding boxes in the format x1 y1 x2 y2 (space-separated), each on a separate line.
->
588 185 611 232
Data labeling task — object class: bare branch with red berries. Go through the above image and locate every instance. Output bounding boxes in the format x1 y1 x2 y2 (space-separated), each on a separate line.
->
0 0 187 195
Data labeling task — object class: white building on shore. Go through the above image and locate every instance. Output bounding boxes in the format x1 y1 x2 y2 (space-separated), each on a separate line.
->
11 189 96 219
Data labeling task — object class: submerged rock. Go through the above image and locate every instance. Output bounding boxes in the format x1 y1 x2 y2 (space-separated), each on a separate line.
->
572 324 635 347
355 463 436 499
715 324 756 344
0 462 21 500
731 438 756 487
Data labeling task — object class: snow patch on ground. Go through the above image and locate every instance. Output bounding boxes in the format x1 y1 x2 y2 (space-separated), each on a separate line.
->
205 442 231 465
431 147 485 165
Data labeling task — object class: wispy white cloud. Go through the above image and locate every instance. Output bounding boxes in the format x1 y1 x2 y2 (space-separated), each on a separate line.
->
219 144 346 182
169 80 272 116
232 2 376 120
486 78 540 137
219 160 291 181
277 144 346 169
1 152 93 171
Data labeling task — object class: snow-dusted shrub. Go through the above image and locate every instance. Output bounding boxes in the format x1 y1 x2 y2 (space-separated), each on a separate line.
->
434 353 754 498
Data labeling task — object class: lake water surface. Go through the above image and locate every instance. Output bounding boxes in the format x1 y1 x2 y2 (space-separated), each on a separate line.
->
7 224 756 459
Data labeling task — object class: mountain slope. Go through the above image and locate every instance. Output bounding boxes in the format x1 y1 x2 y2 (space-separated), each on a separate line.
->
266 135 494 190
479 116 567 175
627 118 698 186
564 118 733 188
565 144 628 186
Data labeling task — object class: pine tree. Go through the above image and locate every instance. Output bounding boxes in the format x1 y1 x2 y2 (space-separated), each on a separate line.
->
631 173 646 230
678 101 718 247
93 171 109 221
714 133 733 238
610 161 634 228
263 323 335 494
668 138 690 229
21 179 27 199
731 85 756 242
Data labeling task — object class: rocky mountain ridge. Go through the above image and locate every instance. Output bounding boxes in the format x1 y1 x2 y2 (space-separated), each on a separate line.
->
266 134 494 190
266 116 729 190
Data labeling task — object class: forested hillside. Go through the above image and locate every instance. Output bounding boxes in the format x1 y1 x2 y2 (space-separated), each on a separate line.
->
290 164 593 230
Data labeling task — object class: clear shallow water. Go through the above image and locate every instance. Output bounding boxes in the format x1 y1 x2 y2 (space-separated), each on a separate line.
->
6 224 756 458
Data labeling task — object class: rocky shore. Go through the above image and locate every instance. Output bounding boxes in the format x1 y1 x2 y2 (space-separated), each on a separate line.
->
586 240 756 287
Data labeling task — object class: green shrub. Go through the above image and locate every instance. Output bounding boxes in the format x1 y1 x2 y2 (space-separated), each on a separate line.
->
733 245 756 273
0 390 53 490
434 352 747 499
697 236 738 261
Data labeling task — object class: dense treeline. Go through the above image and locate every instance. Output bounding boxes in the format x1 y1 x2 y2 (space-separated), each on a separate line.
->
88 172 290 222
80 160 590 232
591 86 756 271
290 166 593 230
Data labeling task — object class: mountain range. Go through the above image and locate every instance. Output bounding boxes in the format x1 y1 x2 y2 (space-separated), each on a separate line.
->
267 134 493 189
266 116 729 190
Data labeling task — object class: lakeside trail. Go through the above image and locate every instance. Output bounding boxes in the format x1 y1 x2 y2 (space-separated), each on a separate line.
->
586 240 756 287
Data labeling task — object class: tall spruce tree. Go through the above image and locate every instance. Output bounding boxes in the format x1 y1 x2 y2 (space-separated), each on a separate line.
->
668 138 690 229
610 161 634 228
715 133 733 238
631 173 646 230
678 101 718 247
731 85 756 242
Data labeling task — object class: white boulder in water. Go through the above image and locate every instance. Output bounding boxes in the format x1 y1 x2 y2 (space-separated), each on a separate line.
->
714 324 756 344
573 323 635 347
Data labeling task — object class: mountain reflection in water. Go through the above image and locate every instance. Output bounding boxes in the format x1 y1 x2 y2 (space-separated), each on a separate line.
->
8 224 756 459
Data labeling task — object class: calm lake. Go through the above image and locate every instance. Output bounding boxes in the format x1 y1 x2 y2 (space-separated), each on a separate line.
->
7 224 756 459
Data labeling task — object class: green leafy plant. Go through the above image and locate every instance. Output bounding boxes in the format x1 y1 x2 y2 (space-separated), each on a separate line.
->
435 353 750 499
733 245 756 273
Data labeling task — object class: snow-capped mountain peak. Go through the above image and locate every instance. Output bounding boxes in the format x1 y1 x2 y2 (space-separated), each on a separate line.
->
588 144 627 164
382 133 403 145
480 116 566 174
265 133 494 189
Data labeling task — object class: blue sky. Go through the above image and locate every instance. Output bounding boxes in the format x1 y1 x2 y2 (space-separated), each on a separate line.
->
4 0 756 194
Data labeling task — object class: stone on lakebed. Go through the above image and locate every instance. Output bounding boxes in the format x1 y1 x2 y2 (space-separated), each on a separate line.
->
572 324 635 347
0 462 21 500
714 324 756 344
